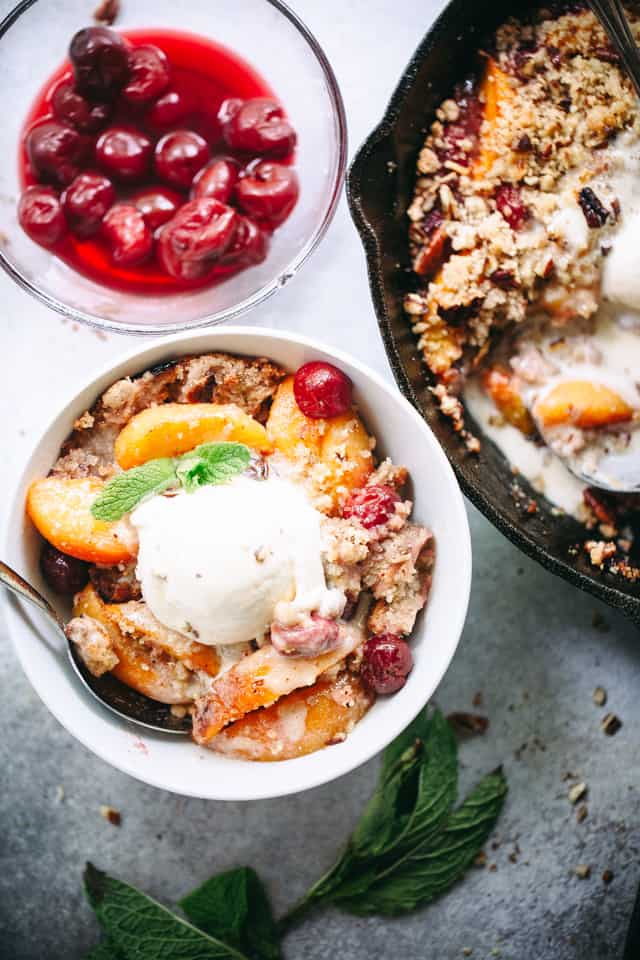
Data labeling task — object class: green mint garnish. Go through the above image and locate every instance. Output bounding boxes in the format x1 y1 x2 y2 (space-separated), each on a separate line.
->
90 442 252 521
83 708 508 959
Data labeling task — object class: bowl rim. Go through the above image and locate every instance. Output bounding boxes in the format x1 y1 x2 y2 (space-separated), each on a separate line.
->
0 0 348 336
3 325 471 799
345 1 640 628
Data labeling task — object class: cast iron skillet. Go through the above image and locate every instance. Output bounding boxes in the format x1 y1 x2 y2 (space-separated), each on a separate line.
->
347 0 640 626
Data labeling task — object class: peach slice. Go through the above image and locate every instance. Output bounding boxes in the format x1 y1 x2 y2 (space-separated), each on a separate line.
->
473 57 516 180
114 402 272 469
27 477 136 564
266 377 373 507
210 675 374 761
482 365 536 435
534 381 634 430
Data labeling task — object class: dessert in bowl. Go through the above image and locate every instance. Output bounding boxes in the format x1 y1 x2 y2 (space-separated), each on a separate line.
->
0 0 346 332
4 329 470 799
348 0 640 621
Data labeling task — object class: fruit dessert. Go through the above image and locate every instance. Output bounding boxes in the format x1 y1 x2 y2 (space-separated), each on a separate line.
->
404 3 640 576
18 25 298 294
26 353 435 761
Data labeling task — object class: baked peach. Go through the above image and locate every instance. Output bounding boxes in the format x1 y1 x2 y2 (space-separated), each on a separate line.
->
114 402 272 469
473 57 516 180
27 477 136 564
267 377 373 506
534 381 634 430
210 675 374 761
483 365 536 435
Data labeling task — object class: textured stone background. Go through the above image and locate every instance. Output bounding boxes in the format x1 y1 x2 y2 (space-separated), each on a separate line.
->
1 1 640 958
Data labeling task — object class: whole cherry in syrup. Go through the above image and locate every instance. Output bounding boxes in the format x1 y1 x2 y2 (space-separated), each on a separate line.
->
18 25 299 295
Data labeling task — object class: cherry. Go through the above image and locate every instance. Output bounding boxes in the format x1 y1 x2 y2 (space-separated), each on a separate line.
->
191 158 239 203
122 44 170 105
219 216 267 268
51 79 112 133
41 542 89 595
157 198 238 279
495 184 529 231
69 26 130 100
26 121 92 186
219 97 296 157
102 203 153 265
61 172 116 238
146 89 190 129
18 186 66 247
236 161 298 225
360 635 413 695
96 126 152 182
293 361 352 419
131 186 182 230
154 130 210 190
342 485 401 529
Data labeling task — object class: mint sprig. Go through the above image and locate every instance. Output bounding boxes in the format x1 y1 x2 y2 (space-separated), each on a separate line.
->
90 442 252 521
82 708 507 958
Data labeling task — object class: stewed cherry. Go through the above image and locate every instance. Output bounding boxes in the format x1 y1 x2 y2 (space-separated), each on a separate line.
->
102 203 153 265
191 158 239 203
41 542 89 596
62 172 116 238
146 89 191 129
51 80 112 134
18 186 66 247
121 44 170 105
131 186 182 230
69 26 130 100
219 97 296 157
342 485 401 529
157 197 238 279
26 121 92 186
236 161 298 225
96 126 152 182
154 130 210 190
293 361 352 419
360 634 413 695
219 216 267 268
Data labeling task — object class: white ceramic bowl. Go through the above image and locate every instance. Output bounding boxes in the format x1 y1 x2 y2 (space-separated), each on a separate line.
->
3 327 471 800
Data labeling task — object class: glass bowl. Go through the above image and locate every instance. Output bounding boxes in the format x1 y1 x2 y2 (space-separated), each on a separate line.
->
0 0 346 334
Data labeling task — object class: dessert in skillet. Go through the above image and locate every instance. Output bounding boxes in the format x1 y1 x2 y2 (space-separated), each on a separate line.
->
18 25 298 293
26 354 435 760
405 3 640 573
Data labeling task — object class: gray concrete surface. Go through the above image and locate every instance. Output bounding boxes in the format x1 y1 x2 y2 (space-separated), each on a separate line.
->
3 505 640 960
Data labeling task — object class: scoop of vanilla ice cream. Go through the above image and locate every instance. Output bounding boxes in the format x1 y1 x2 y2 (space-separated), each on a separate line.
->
602 215 640 311
130 476 344 646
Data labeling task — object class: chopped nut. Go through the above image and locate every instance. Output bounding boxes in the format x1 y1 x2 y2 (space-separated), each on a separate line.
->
472 691 484 707
488 863 497 872
100 805 121 826
602 713 622 736
602 869 614 885
447 712 489 737
463 950 473 958
576 804 588 824
575 864 591 879
568 782 587 805
474 851 487 868
593 686 607 707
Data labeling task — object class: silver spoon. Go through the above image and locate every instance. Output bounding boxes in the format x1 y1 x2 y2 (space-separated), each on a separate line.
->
0 560 190 734
589 0 640 97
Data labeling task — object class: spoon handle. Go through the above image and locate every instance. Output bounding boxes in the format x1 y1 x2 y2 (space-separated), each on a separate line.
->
0 560 66 633
589 0 640 97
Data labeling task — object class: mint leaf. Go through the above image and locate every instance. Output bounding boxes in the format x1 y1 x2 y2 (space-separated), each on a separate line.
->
84 863 249 960
338 768 508 916
180 867 280 960
281 707 458 928
189 443 251 484
84 940 124 960
91 460 176 521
